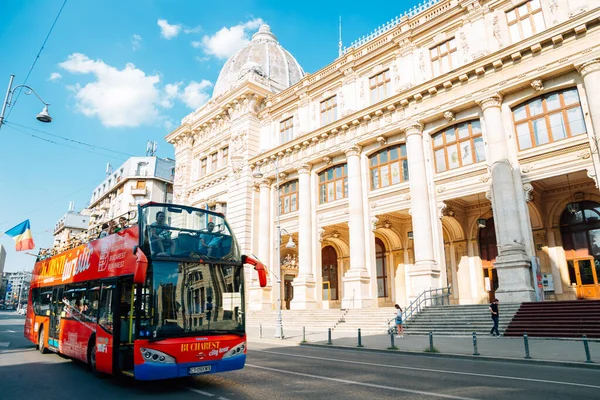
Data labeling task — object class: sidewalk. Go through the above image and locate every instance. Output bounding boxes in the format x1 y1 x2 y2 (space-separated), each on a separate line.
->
246 326 600 368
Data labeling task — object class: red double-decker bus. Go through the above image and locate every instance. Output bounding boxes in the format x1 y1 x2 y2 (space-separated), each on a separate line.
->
24 202 267 380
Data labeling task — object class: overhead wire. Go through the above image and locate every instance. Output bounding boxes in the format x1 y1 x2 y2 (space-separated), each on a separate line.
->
7 0 68 118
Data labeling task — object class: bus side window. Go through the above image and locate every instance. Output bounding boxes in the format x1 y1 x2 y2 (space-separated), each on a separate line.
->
32 289 40 315
98 284 114 333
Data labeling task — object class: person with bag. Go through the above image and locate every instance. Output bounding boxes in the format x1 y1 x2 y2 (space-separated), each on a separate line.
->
394 304 404 338
489 298 500 336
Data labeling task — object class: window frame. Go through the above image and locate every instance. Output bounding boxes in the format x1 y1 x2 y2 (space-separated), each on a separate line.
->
512 88 587 151
318 164 349 204
430 38 458 76
280 117 294 144
210 152 218 172
279 180 298 215
432 119 485 173
369 70 391 104
320 96 338 126
368 144 409 190
222 147 229 167
200 157 207 177
506 0 545 43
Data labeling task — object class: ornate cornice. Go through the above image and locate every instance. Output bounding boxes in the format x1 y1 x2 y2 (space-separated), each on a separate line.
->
577 59 600 78
477 95 503 112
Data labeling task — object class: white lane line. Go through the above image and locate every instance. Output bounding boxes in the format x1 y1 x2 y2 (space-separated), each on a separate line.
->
252 349 600 390
0 342 10 347
247 364 481 400
187 388 215 397
217 397 230 400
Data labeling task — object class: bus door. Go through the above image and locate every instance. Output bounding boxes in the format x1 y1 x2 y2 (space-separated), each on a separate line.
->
115 277 135 374
48 286 64 349
95 281 117 374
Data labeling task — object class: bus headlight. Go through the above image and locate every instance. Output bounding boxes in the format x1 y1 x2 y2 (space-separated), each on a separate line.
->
222 342 246 359
139 347 176 364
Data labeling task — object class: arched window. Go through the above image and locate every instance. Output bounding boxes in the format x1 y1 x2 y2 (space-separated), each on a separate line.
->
512 88 587 151
318 164 348 204
375 238 388 298
369 144 409 190
432 120 484 173
279 180 298 215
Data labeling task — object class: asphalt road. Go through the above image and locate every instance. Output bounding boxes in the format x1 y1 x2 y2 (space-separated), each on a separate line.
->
1 311 599 400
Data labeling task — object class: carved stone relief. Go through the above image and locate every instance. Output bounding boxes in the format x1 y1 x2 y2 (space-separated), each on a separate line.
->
371 216 379 231
318 227 325 242
530 79 544 91
523 183 534 202
459 31 470 64
493 15 503 48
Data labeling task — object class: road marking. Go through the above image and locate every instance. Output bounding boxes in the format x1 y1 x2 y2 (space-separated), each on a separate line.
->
252 349 600 390
0 342 10 347
187 388 215 397
1 330 16 333
247 364 481 400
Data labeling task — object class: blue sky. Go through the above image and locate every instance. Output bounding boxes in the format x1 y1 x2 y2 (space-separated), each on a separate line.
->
0 0 421 272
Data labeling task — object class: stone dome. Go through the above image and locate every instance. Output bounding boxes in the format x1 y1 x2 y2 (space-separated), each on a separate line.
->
212 24 304 98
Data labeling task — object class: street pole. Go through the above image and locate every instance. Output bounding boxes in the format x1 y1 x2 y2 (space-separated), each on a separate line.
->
274 161 284 339
0 75 15 130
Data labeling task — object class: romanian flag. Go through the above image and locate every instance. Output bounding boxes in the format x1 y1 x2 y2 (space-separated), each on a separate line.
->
5 220 35 251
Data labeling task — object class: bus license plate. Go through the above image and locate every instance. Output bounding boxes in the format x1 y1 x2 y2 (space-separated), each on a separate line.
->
189 366 212 375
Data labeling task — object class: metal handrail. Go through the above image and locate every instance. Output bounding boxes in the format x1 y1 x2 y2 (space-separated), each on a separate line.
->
401 284 452 323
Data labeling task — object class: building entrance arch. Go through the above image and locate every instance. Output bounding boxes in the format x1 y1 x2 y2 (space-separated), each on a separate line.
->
375 238 388 298
321 246 339 301
560 201 600 299
479 218 498 303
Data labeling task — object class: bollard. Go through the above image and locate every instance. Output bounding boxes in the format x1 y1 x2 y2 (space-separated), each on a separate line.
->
472 332 480 356
583 335 593 363
357 328 364 347
303 327 306 343
390 332 395 348
327 328 332 345
523 332 531 359
429 331 434 353
260 324 262 339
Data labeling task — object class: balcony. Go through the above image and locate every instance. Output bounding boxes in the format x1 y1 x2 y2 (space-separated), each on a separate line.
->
131 187 147 196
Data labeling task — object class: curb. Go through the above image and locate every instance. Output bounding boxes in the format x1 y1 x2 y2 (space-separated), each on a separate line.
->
299 342 600 370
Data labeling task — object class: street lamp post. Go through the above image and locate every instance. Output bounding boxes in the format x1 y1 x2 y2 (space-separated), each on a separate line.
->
0 74 53 131
253 160 296 339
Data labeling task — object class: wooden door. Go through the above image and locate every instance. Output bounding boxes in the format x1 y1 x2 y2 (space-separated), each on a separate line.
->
568 259 600 299
479 218 498 302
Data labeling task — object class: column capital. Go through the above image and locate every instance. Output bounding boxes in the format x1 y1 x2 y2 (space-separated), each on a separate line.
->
404 122 424 137
577 59 600 78
477 95 503 112
259 179 271 189
344 145 362 157
297 163 312 174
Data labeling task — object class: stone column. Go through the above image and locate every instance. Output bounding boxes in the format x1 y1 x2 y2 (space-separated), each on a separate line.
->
258 179 271 263
249 179 273 311
405 123 439 296
546 229 563 295
478 95 535 302
341 145 372 308
291 164 316 309
578 59 600 182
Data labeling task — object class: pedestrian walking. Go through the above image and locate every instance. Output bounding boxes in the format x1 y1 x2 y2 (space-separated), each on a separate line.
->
394 304 404 338
489 298 500 336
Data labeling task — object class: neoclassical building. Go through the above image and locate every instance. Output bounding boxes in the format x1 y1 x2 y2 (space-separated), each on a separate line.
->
167 0 600 311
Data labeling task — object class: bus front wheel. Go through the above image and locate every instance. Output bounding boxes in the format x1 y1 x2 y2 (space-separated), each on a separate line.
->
38 327 48 354
88 343 105 378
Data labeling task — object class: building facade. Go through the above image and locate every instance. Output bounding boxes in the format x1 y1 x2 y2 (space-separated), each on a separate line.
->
3 271 31 307
167 0 600 311
88 156 175 226
53 203 91 246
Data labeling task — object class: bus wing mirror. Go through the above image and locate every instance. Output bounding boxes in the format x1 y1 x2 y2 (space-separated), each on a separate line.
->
242 255 268 288
134 247 148 285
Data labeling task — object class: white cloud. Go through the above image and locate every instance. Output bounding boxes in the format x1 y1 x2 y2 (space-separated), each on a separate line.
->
157 19 182 39
184 26 201 34
191 41 202 48
180 80 212 109
160 82 182 108
132 34 142 51
201 18 263 59
48 72 62 82
59 53 163 127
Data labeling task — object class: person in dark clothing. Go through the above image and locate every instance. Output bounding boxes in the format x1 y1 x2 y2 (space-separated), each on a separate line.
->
489 298 500 336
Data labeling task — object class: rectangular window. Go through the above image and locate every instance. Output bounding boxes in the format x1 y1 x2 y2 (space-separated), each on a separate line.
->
222 147 229 166
506 0 545 43
280 117 294 144
280 181 298 215
320 96 337 126
318 164 348 204
200 158 207 177
432 120 485 173
369 145 409 190
135 181 146 189
210 153 218 172
369 70 390 104
430 38 457 76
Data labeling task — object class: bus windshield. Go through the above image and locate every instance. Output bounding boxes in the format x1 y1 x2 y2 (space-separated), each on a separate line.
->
140 204 240 263
140 261 244 339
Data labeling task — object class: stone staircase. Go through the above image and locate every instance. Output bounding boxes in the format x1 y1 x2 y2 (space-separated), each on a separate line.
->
403 303 522 336
504 300 600 338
